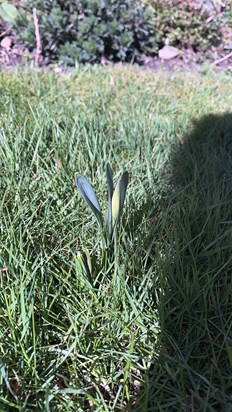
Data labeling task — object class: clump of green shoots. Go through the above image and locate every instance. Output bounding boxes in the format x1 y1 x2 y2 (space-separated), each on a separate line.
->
76 163 129 279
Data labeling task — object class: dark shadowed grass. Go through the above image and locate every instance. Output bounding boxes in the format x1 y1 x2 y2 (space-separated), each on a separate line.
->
0 67 232 411
135 113 232 411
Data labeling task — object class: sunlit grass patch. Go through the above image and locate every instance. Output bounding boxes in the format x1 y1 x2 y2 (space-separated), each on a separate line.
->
0 66 232 411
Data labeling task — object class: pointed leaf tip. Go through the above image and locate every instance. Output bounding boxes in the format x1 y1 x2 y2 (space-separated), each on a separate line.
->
111 170 129 228
106 163 113 197
106 163 114 234
76 175 103 226
119 171 129 210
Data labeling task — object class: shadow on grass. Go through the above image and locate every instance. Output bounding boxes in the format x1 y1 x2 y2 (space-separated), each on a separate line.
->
135 113 232 411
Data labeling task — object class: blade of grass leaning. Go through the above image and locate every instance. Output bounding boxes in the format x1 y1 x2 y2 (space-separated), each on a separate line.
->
76 175 103 227
106 163 114 235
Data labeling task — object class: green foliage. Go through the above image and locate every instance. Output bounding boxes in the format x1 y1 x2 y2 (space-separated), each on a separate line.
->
77 163 129 239
0 67 232 411
146 0 224 51
0 2 17 22
76 163 129 279
14 0 156 64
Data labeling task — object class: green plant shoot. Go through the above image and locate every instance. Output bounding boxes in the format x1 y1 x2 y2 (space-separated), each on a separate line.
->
76 163 129 242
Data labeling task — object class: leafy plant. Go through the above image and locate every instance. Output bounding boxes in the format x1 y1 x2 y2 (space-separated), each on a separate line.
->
76 163 129 278
14 0 157 64
145 0 224 52
76 163 129 241
0 2 17 22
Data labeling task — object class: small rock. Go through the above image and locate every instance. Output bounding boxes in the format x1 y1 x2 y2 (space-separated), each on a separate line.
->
0 36 12 50
158 45 180 60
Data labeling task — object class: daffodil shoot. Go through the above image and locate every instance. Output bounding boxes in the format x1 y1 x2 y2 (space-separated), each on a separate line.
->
76 163 129 241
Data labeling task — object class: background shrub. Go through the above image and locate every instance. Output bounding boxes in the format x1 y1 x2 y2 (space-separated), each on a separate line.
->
12 0 230 65
145 0 225 52
14 0 157 64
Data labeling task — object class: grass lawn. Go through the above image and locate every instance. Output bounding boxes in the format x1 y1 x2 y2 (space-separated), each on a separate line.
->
0 66 232 411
